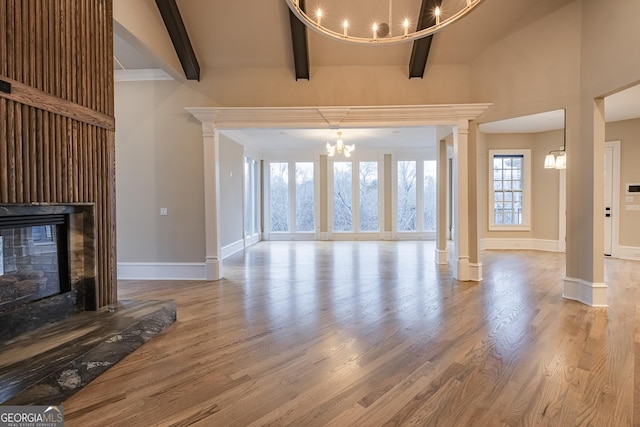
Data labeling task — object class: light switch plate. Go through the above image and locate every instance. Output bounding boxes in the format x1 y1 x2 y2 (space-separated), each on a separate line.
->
625 205 640 211
160 208 168 216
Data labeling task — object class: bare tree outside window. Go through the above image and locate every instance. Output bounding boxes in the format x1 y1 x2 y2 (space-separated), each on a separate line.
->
270 163 289 232
359 161 378 231
423 160 437 231
333 162 353 232
397 161 417 231
296 162 315 232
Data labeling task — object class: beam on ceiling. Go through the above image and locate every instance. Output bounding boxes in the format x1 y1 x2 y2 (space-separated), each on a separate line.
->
288 0 310 80
409 0 441 79
155 0 200 81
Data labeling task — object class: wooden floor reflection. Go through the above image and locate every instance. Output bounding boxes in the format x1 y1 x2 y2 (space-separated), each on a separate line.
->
64 241 639 426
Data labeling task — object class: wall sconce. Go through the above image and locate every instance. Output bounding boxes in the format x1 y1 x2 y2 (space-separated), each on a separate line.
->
544 109 566 170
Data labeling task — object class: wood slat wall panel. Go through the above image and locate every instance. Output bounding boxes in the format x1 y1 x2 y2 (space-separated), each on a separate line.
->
0 0 116 308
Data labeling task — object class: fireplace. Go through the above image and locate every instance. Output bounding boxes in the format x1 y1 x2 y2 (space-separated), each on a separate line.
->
0 204 96 341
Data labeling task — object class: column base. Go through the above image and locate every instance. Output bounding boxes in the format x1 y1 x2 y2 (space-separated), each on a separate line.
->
434 249 448 265
454 257 470 281
205 256 223 281
563 277 608 307
470 262 483 282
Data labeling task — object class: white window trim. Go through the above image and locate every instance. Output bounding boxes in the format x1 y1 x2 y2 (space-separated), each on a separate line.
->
488 149 531 231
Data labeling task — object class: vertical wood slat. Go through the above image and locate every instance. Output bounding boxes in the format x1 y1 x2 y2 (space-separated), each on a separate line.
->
0 0 116 308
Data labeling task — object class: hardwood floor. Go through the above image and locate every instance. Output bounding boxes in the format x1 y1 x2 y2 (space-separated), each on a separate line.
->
63 242 639 426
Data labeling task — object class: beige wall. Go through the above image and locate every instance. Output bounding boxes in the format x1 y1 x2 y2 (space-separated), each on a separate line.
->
605 118 640 247
115 80 207 262
219 135 245 247
478 130 562 241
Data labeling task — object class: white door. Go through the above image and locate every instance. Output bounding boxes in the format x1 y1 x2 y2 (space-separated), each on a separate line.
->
604 146 614 256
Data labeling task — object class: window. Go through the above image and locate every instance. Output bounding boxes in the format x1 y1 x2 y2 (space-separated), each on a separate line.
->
423 160 437 232
397 161 417 231
359 162 379 231
333 162 353 232
295 162 315 232
489 150 531 230
270 162 289 232
244 157 260 238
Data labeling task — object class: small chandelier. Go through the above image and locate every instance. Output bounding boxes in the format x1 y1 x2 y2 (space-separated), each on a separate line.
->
285 0 486 45
326 131 355 157
544 109 567 170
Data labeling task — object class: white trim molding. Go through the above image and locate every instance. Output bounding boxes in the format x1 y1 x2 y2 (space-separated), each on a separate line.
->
470 263 483 282
118 262 206 280
222 239 245 259
563 277 608 307
435 249 448 265
617 246 640 261
114 68 174 82
480 238 563 252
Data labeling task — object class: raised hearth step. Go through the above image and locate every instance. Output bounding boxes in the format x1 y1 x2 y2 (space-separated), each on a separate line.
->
0 299 176 405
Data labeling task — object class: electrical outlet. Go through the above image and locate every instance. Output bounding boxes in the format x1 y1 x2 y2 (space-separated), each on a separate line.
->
160 208 168 216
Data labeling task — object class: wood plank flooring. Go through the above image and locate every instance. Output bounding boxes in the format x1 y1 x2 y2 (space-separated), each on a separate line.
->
62 242 640 426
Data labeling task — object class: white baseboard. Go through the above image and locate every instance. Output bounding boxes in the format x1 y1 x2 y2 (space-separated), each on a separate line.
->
563 276 608 307
222 239 245 259
481 238 562 252
617 245 640 261
118 262 206 280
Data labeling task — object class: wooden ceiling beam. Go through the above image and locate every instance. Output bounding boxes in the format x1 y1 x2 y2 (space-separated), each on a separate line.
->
288 0 310 80
155 0 200 81
409 0 441 79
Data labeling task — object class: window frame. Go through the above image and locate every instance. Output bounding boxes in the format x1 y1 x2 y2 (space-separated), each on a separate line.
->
488 149 531 231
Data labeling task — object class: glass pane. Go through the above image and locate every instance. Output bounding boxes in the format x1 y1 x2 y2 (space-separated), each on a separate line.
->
244 157 251 236
495 213 503 224
423 161 437 231
295 162 314 232
333 162 353 232
503 180 512 191
512 158 523 169
359 162 378 231
493 158 502 170
270 163 289 232
512 169 522 180
493 169 503 181
252 160 260 234
397 161 417 231
495 192 504 202
505 213 513 224
504 192 513 202
494 181 503 191
503 170 512 180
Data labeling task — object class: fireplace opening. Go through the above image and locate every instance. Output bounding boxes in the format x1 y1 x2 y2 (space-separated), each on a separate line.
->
0 215 70 312
0 204 96 342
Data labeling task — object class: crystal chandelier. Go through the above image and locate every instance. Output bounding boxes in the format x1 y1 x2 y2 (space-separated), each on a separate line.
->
285 0 486 45
326 131 355 157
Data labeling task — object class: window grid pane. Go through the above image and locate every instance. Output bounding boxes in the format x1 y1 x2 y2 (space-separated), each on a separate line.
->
295 162 315 232
333 162 353 232
423 161 437 232
397 161 417 231
270 163 289 232
493 155 524 225
359 162 378 231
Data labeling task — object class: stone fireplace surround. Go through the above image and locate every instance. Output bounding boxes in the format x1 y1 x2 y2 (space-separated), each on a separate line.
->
0 203 96 341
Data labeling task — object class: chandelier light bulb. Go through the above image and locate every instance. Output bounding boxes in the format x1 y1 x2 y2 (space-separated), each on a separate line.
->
285 0 485 45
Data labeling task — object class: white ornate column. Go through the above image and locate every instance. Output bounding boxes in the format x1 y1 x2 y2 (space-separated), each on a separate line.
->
202 123 223 280
453 120 470 281
186 108 223 281
435 138 448 265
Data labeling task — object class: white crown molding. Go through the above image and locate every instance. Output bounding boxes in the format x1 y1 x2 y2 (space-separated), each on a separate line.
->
185 104 492 130
114 68 174 82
